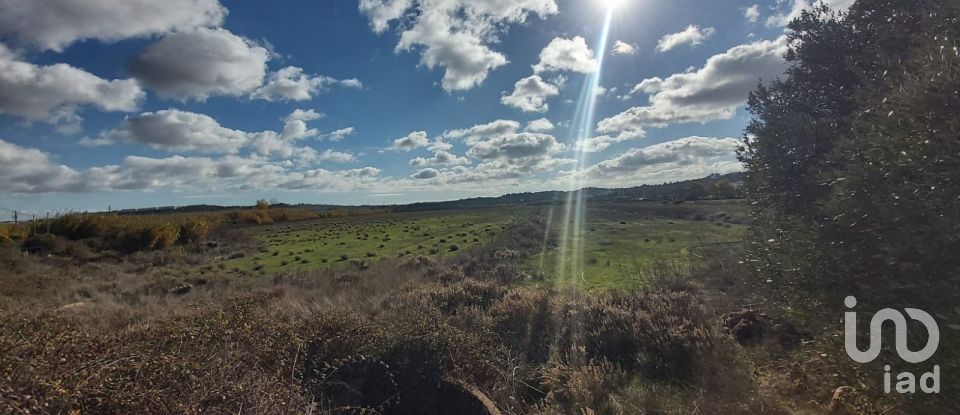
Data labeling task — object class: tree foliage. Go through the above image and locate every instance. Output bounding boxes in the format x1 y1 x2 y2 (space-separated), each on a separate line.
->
739 0 960 308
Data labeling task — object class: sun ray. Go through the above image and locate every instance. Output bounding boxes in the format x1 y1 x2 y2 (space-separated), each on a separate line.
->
554 8 614 285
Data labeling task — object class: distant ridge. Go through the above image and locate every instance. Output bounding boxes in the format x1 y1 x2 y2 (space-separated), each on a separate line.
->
114 172 745 215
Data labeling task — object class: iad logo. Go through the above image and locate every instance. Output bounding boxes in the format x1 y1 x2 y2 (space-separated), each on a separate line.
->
844 296 940 394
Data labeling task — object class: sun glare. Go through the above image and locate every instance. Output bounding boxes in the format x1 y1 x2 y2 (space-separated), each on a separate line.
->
600 0 627 9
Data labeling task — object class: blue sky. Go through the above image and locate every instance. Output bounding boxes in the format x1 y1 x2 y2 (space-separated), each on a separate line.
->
0 0 851 218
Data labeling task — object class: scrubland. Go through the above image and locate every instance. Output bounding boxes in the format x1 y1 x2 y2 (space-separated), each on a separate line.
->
2 202 939 414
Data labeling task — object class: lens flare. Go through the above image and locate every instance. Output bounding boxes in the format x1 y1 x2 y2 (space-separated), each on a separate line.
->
552 8 614 285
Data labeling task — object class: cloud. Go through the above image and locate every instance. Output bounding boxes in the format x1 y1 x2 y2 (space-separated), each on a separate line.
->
533 36 598 74
391 131 430 151
249 109 329 163
130 27 269 101
427 138 453 152
78 137 115 147
409 150 470 167
599 36 787 133
611 40 637 55
358 0 414 34
0 0 225 51
319 127 356 142
744 5 761 23
501 75 559 113
107 109 250 153
525 118 554 132
281 121 319 141
361 0 558 92
655 25 716 52
1 137 384 194
280 108 325 140
95 108 328 166
251 66 362 101
443 119 521 144
765 0 854 28
0 138 91 193
575 136 618 153
319 149 357 163
284 109 325 123
466 132 564 160
412 168 440 179
433 119 572 184
248 131 316 163
582 136 743 184
0 44 143 132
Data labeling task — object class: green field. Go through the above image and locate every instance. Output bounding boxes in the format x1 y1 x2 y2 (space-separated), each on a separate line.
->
531 216 746 290
217 209 518 274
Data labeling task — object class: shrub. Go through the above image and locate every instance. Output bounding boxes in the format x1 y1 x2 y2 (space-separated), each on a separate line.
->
0 224 28 245
21 234 66 255
149 223 180 250
540 361 627 413
179 216 217 243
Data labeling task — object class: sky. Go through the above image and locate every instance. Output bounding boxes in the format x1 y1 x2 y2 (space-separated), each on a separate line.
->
0 0 853 218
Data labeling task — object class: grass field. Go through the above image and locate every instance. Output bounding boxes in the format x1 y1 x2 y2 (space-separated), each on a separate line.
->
530 207 746 290
216 209 519 274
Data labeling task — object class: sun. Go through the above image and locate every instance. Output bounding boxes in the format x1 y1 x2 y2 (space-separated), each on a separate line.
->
599 0 627 9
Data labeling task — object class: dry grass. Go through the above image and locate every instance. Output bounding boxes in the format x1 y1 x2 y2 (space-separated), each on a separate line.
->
0 213 826 414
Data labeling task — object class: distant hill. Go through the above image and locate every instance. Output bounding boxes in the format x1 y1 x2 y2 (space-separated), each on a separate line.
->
112 172 745 215
393 172 746 212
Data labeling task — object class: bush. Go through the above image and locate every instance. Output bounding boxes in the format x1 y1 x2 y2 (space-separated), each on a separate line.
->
179 216 217 243
21 234 66 255
0 224 28 245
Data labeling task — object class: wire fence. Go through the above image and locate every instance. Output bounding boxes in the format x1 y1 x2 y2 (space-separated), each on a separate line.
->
0 206 96 224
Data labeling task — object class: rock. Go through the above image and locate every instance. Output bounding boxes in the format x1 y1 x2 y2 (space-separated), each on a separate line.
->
724 309 810 349
724 310 768 344
168 284 192 295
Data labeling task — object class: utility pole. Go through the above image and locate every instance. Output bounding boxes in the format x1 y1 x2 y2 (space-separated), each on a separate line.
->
46 212 51 234
13 210 17 224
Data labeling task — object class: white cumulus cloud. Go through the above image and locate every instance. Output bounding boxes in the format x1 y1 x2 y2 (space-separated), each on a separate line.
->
107 109 250 154
252 66 362 101
600 36 788 134
130 27 270 101
319 149 357 163
611 40 637 55
533 36 598 74
744 5 761 23
319 127 356 142
656 25 716 52
501 75 559 113
582 136 743 185
0 0 225 51
524 118 554 132
360 0 558 92
0 44 143 132
392 131 430 151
